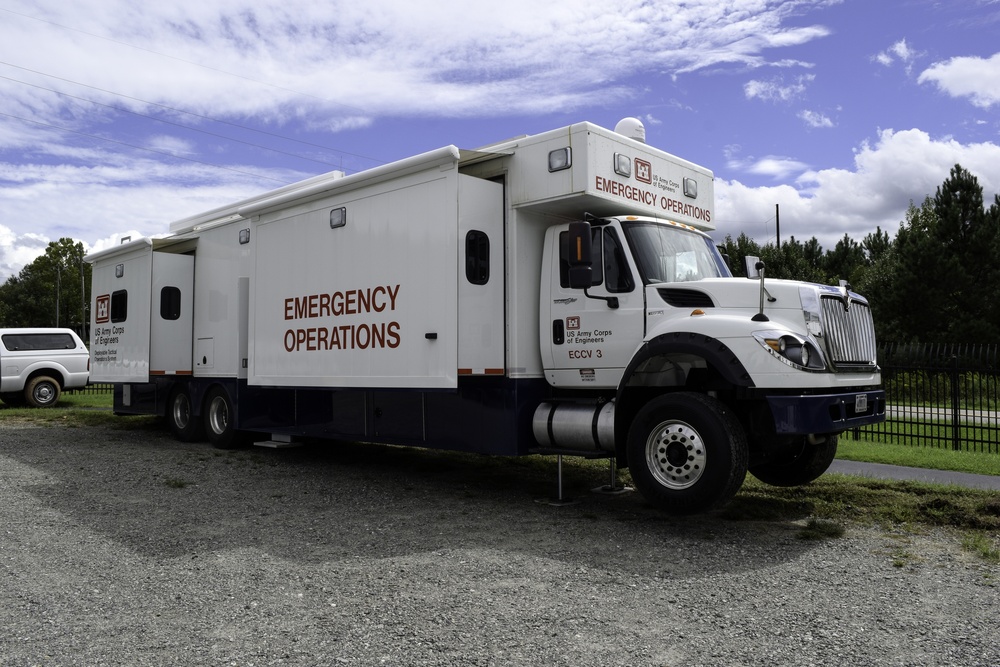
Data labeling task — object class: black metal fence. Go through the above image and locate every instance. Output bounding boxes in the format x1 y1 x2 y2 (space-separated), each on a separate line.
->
71 383 114 395
858 343 1000 453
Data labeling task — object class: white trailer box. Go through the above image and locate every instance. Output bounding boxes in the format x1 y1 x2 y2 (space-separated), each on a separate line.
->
245 149 498 390
88 238 194 383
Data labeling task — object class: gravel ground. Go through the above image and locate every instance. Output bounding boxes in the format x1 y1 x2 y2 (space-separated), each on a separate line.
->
1 422 998 667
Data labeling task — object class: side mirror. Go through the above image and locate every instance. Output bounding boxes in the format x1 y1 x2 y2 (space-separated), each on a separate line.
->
563 221 593 289
744 255 762 279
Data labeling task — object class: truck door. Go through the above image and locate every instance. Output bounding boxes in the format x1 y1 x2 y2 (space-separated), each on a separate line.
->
541 223 644 389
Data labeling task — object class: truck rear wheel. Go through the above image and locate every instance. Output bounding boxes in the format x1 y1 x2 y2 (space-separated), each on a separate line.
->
203 386 246 449
25 375 61 408
167 387 203 442
627 392 748 514
748 435 838 487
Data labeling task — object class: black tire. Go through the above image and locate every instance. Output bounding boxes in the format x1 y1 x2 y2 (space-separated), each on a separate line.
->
24 375 61 408
203 386 247 449
626 392 748 514
749 434 839 487
167 386 203 442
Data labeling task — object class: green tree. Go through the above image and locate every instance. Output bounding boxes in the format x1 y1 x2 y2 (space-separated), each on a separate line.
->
852 226 895 340
0 239 91 336
822 234 866 285
802 237 824 276
719 232 761 277
931 165 998 342
758 236 827 284
881 198 966 342
861 226 891 263
871 164 1000 343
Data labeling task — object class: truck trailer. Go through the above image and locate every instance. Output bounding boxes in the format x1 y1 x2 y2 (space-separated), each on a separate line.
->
85 119 885 513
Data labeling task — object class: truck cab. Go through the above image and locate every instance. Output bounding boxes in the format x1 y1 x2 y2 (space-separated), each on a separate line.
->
534 214 883 512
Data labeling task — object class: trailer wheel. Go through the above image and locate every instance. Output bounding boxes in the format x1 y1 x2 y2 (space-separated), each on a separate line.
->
203 386 246 449
25 375 61 408
749 434 838 487
167 387 203 442
627 392 747 514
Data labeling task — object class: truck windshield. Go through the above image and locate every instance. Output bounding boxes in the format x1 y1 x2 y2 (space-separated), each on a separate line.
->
622 221 731 284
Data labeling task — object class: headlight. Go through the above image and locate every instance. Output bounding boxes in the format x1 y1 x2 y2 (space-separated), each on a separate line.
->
754 331 826 371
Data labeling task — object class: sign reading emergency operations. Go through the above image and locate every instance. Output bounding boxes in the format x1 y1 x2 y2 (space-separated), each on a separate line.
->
281 284 401 352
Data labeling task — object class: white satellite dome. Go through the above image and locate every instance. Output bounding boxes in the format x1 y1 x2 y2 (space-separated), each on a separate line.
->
614 117 646 143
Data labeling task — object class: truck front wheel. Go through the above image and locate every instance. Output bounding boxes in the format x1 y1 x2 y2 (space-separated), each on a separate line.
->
748 435 838 487
627 392 748 514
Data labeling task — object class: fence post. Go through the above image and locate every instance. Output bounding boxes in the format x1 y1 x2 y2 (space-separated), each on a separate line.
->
951 354 961 451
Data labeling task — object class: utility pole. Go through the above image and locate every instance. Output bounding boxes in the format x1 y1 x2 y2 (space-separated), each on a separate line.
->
55 266 61 327
775 204 781 248
80 257 87 339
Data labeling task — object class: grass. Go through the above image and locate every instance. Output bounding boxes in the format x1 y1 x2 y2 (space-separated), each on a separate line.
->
0 390 160 430
837 433 1000 476
962 532 1000 563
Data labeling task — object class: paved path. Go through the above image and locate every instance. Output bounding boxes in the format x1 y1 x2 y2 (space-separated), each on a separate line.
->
828 459 1000 491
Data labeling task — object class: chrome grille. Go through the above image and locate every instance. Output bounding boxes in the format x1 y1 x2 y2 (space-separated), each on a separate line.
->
820 296 877 370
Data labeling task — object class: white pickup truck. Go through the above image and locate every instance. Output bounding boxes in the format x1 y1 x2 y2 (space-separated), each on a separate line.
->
0 328 90 407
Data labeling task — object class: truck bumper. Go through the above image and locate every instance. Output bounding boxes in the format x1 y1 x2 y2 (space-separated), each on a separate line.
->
766 389 885 435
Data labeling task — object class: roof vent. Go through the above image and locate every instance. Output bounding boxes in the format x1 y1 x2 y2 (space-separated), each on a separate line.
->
614 117 646 144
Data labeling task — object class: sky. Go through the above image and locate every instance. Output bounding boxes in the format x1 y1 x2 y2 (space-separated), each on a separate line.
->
2 0 1000 281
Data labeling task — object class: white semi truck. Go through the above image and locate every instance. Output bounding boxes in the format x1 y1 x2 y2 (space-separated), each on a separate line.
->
86 119 884 513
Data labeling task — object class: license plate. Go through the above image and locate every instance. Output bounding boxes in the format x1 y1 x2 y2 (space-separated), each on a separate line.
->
855 394 868 412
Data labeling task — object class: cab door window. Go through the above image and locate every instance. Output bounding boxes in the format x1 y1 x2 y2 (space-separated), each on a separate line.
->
602 228 634 293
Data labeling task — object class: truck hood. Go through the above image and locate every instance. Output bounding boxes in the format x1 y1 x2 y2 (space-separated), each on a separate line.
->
652 278 869 312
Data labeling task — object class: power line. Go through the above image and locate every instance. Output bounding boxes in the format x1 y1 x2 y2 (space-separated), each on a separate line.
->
0 73 349 170
0 7 367 115
0 60 384 167
0 111 292 184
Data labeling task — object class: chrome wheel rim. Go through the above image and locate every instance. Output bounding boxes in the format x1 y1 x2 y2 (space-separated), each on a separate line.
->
33 384 55 405
645 420 707 490
208 396 229 435
171 394 191 429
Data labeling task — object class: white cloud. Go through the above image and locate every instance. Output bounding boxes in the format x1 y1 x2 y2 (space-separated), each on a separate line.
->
715 128 1000 249
1 0 836 122
0 151 311 278
873 38 921 74
799 110 834 128
740 156 811 180
0 0 842 280
147 135 197 155
918 52 1000 108
725 144 810 181
744 75 815 102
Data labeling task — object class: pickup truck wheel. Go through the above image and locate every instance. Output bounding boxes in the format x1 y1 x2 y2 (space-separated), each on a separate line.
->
749 434 839 487
25 376 61 408
167 387 203 442
627 392 748 514
203 386 247 449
